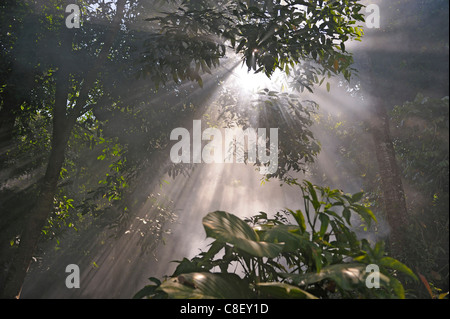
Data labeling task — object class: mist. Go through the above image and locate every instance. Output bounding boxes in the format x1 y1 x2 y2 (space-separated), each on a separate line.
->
1 0 448 300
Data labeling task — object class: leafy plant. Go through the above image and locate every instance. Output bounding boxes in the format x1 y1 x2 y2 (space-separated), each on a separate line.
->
135 181 417 299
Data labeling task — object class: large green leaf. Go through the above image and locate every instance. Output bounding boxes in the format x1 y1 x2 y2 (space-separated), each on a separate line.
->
389 277 406 300
203 211 284 258
305 181 321 211
262 225 303 252
257 282 318 299
281 264 391 292
133 285 159 299
262 224 323 271
159 273 252 299
379 257 418 281
287 209 307 233
172 258 207 277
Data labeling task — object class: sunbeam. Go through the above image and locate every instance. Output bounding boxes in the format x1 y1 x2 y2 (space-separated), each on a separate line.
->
3 0 448 301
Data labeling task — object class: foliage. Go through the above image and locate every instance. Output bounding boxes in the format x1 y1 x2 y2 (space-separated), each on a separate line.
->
0 1 188 251
216 84 321 181
141 0 365 88
133 0 367 181
391 95 449 298
135 181 417 299
391 95 449 195
307 94 449 298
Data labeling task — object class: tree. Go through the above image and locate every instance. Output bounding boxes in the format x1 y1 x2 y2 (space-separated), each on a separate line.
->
307 92 449 297
391 95 449 297
1 0 366 298
0 1 43 151
354 0 449 260
1 0 129 298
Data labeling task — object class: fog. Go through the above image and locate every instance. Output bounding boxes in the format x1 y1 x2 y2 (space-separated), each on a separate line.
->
1 0 447 299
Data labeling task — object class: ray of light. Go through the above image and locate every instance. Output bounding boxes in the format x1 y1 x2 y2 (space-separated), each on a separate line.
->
21 54 376 300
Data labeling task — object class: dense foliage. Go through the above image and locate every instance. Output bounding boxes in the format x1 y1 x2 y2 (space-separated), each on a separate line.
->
135 181 417 299
309 94 449 298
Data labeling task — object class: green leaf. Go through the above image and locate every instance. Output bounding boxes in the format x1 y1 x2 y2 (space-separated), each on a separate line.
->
319 214 330 237
372 241 386 260
351 192 364 203
262 225 305 253
159 273 252 299
342 208 351 225
149 277 162 286
389 277 406 299
133 286 157 299
236 39 247 52
305 181 321 211
204 211 256 240
202 241 226 261
203 211 284 258
172 258 206 277
282 264 391 292
439 292 449 300
257 282 318 299
288 209 307 233
352 205 377 226
379 257 419 281
197 76 204 88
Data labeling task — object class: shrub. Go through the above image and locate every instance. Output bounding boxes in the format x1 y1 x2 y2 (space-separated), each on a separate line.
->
135 181 417 299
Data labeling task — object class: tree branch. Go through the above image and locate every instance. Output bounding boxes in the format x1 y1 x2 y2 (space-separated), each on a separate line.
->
70 0 128 121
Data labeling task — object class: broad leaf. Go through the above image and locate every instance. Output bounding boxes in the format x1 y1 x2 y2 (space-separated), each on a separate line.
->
379 257 418 281
203 211 284 258
172 258 207 277
257 282 318 299
159 273 252 299
287 209 307 233
133 285 159 299
281 264 390 291
262 225 304 252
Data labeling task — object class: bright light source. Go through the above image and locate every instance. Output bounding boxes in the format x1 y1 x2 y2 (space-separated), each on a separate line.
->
232 63 285 94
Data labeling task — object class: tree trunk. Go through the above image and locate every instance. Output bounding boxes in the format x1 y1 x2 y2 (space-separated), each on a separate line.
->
0 129 72 299
371 98 409 260
0 68 74 298
358 51 410 260
0 0 128 298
